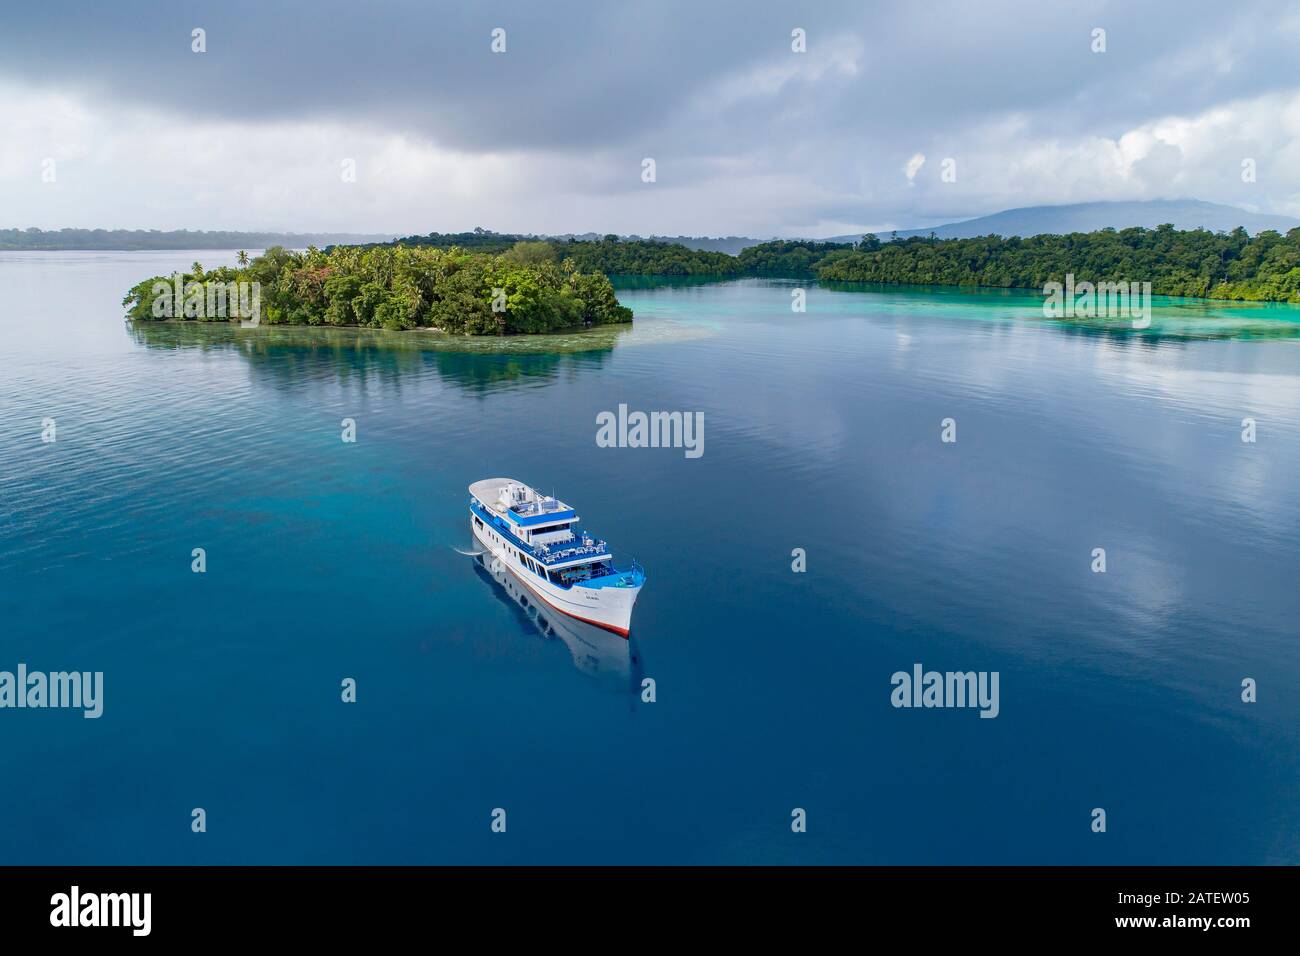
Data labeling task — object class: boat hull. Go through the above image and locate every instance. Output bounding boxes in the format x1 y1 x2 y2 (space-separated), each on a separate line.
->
471 518 639 637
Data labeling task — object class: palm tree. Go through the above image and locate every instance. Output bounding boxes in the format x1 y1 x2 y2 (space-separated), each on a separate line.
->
191 261 204 279
237 250 249 268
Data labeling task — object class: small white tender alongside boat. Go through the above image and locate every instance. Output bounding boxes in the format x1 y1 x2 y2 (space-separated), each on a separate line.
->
468 478 644 637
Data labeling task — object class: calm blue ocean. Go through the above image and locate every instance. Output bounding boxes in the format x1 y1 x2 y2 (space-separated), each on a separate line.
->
1 250 1297 864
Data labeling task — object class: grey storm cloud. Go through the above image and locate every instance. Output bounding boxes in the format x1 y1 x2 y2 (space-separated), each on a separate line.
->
4 0 1300 232
4 0 1297 147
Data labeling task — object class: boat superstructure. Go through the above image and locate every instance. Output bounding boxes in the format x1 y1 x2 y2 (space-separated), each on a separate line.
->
468 478 644 637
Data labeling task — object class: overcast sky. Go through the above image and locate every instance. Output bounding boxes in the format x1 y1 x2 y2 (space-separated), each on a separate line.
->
4 0 1300 236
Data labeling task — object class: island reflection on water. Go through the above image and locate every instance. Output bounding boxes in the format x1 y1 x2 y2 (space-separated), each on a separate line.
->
126 319 634 394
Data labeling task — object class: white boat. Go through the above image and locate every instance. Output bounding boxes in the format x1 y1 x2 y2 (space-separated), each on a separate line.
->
469 478 644 637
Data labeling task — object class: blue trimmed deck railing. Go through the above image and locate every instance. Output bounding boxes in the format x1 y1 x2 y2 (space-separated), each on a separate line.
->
472 497 609 566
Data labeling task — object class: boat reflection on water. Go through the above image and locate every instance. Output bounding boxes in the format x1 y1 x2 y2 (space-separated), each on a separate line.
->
471 552 644 693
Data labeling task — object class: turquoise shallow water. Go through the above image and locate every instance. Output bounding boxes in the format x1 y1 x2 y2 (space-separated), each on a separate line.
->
1 251 1298 863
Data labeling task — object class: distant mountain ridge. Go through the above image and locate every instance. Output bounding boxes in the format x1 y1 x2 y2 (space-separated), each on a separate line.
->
0 227 398 251
8 200 1296 253
826 200 1300 243
558 200 1300 253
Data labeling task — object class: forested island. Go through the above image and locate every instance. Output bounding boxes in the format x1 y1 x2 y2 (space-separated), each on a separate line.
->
123 224 1300 334
361 223 1300 299
123 243 632 333
372 228 760 256
376 231 847 276
370 225 1300 301
817 225 1300 301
